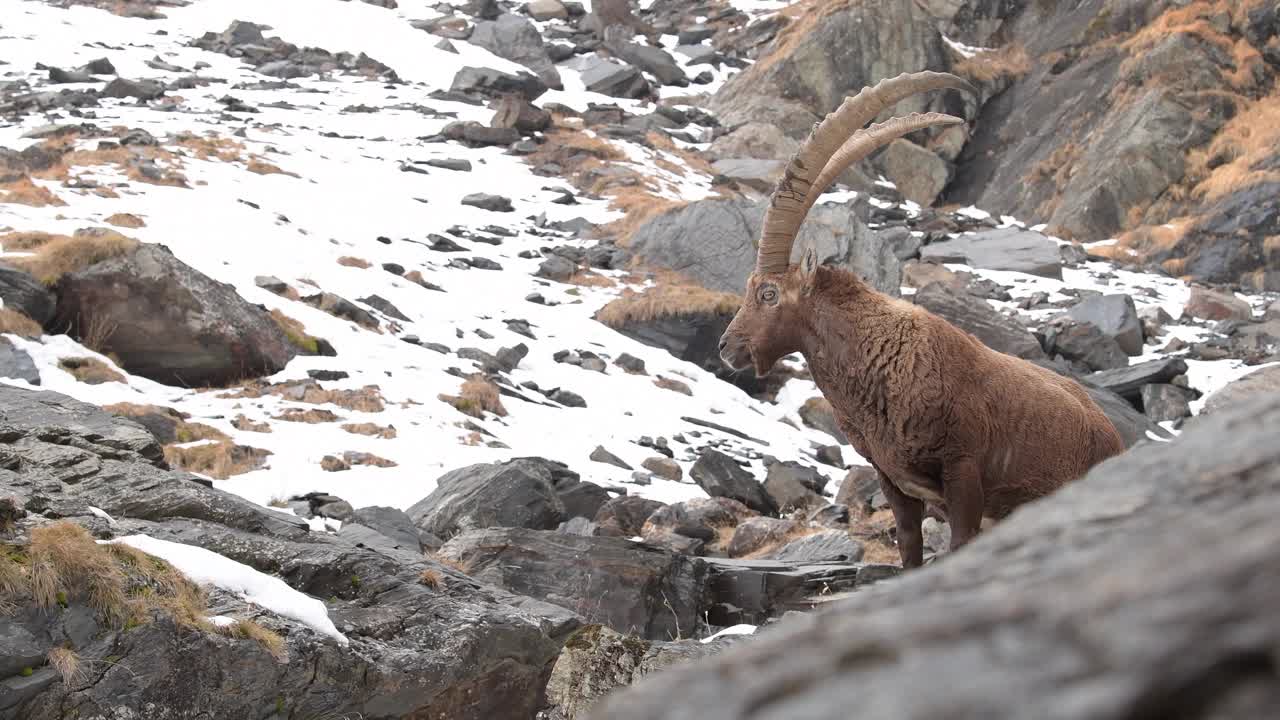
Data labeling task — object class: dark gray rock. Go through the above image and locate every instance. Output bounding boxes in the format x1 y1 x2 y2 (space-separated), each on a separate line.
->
591 392 1280 720
1083 357 1189 404
577 57 651 98
590 445 632 470
921 228 1063 279
342 505 424 551
878 138 949 207
51 243 297 387
834 465 879 512
1140 383 1192 423
358 294 410 322
606 41 687 86
302 291 379 330
690 449 776 516
1042 316 1129 371
913 281 1046 360
437 527 709 639
0 338 39 385
407 458 568 540
701 557 892 627
1066 294 1143 356
0 385 565 720
556 479 612 521
763 462 827 514
595 495 666 537
769 530 864 563
726 516 796 557
469 14 562 90
536 254 577 281
641 497 756 553
450 65 548 101
628 196 902 296
101 77 166 101
441 120 521 147
461 193 514 212
0 265 56 325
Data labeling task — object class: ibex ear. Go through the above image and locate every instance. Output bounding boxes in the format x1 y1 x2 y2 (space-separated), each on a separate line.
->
799 246 818 291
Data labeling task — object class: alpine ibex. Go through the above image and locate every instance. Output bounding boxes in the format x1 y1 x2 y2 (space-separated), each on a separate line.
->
718 71 1125 567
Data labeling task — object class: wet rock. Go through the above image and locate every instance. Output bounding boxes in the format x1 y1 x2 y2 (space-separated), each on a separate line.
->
690 449 776 516
53 242 297 387
437 527 709 639
407 458 568 540
1066 294 1143 356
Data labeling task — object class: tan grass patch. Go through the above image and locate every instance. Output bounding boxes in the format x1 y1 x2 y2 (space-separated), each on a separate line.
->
425 551 470 575
336 255 371 269
0 230 68 251
268 309 324 355
104 212 146 228
58 357 125 384
341 422 397 439
750 0 854 76
0 308 43 338
1188 93 1280 203
273 407 341 423
221 619 287 661
164 442 271 479
47 647 83 685
419 568 443 589
439 375 507 419
953 43 1033 84
246 158 298 177
596 280 739 328
221 379 386 413
565 269 617 288
6 228 137 285
0 177 65 207
1114 218 1194 264
232 414 272 433
654 376 693 395
599 186 686 246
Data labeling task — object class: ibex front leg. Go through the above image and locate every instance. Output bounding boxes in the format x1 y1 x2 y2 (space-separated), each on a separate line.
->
878 470 924 568
943 458 985 551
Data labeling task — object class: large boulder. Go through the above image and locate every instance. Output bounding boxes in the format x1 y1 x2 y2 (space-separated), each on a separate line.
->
1082 357 1188 404
689 449 776 516
0 338 40 386
592 392 1280 720
0 265 55 325
436 528 709 640
911 281 1046 360
50 243 296 387
627 195 905 296
467 14 562 90
0 385 565 720
407 458 569 540
920 227 1063 279
1065 294 1143 356
878 138 950 206
1200 365 1280 417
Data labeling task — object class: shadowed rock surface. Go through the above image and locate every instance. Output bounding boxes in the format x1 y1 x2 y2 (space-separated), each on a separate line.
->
590 392 1280 720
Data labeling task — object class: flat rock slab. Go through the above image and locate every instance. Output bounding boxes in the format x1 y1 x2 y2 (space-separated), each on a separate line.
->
1083 357 1188 402
702 557 896 626
592 392 1280 720
921 227 1063 279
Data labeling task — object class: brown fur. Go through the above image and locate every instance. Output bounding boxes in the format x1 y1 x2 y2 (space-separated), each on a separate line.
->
720 258 1124 567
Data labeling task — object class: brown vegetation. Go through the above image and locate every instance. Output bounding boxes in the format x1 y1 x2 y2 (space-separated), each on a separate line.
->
6 228 137 285
419 568 443 589
653 376 693 395
0 230 67 251
0 308 43 338
232 414 272 433
439 375 507 419
0 177 66 207
596 279 740 328
223 379 386 413
58 357 125 384
425 551 470 575
267 309 326 355
164 441 271 479
342 422 397 439
222 619 287 661
336 255 371 269
104 213 146 228
273 408 341 424
1186 93 1280 203
245 159 298 177
952 43 1033 84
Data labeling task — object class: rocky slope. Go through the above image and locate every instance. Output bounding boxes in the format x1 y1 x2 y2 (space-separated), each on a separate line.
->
1 0 1278 717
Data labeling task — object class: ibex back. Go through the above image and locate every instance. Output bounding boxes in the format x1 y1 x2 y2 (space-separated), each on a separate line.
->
718 71 1125 567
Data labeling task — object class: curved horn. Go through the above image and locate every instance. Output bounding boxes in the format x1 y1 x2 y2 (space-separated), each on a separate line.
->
754 71 976 275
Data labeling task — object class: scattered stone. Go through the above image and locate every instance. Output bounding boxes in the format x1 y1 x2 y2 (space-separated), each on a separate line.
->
726 516 797 557
407 458 568 540
1042 316 1129 372
769 530 864 563
461 193 514 212
1066 294 1144 356
1084 358 1189 403
921 227 1063 279
642 456 681 482
359 294 410 322
1184 286 1253 322
1140 384 1193 423
763 462 827 514
302 291 380 330
590 445 633 470
595 495 666 537
690 449 776 516
913 282 1046 360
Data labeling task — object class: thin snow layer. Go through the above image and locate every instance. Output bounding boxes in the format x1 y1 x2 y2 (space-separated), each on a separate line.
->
106 534 349 646
701 623 756 643
0 0 832 512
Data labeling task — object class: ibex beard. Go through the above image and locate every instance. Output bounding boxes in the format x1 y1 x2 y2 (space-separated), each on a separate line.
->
719 71 1126 568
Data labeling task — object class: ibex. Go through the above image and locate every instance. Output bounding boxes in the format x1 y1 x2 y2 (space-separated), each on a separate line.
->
718 71 1125 567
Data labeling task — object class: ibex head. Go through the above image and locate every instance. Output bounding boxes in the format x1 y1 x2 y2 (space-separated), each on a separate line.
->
719 71 975 377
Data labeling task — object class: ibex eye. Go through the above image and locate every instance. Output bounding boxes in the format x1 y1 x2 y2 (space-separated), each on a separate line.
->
759 288 778 303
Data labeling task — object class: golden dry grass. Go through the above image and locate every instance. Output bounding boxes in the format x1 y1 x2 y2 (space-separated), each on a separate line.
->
439 375 507 419
953 43 1033 84
419 568 443 589
750 0 854 76
104 212 146 228
6 229 137 285
654 376 693 395
232 414 272 433
0 230 68 251
222 619 287 661
58 357 125 384
341 422 397 439
425 551 470 575
0 177 65 207
24 522 128 626
274 407 341 424
596 280 740 328
268 309 324 355
223 380 386 413
1186 93 1280 203
164 442 271 479
599 186 686 246
0 308 43 338
336 255 371 269
245 159 298 177
47 647 83 685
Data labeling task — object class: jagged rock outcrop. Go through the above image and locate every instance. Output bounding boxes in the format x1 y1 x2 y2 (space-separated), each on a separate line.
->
591 392 1280 720
0 385 566 720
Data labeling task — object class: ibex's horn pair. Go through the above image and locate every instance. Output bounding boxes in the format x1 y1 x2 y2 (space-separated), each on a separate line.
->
755 71 976 274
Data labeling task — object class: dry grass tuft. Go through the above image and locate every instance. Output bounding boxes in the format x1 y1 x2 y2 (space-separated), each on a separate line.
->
1186 93 1280 203
336 255 371 269
0 308 43 338
47 647 83 685
439 375 507 419
104 213 146 228
232 414 272 433
58 357 125 384
341 422 397 439
425 551 470 575
245 159 297 177
268 309 325 355
223 379 386 413
0 177 66 207
600 187 686 246
419 568 443 589
221 619 287 661
596 280 740 328
0 230 68 251
654 376 693 395
26 522 129 626
164 442 271 479
6 229 137 285
274 407 342 424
